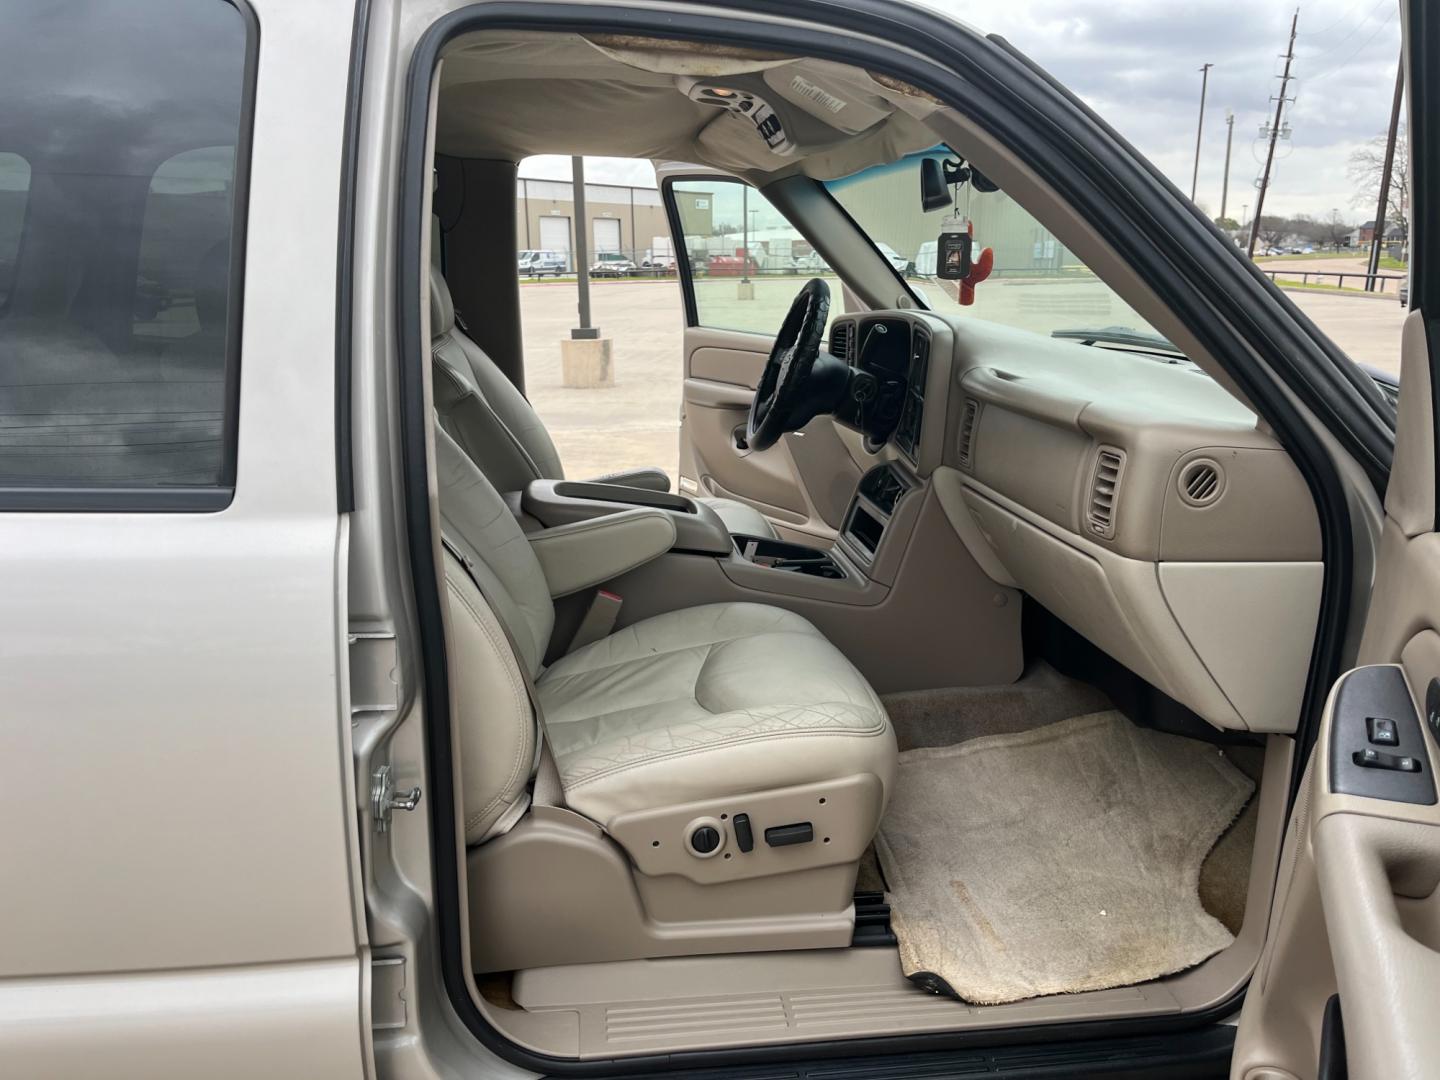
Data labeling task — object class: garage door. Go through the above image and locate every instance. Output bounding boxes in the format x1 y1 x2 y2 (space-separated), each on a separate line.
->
539 215 570 269
593 217 621 254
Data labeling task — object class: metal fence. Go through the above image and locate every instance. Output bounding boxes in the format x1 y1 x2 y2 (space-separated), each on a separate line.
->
1259 268 1405 294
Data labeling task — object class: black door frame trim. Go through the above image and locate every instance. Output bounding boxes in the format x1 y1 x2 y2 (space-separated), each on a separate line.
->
395 1 1369 1073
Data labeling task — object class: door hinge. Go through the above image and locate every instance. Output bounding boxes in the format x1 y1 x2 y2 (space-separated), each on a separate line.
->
371 764 421 833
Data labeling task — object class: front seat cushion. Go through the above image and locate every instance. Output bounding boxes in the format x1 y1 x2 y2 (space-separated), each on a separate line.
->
700 497 778 540
537 602 896 824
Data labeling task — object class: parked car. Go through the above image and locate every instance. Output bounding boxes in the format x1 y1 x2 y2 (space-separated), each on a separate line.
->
876 241 912 275
588 252 637 277
517 249 566 276
704 253 761 276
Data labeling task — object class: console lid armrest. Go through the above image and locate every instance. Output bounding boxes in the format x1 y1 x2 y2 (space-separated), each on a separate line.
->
529 509 677 598
584 466 672 492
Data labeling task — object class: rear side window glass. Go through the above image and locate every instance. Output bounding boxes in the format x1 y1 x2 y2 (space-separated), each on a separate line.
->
0 0 252 507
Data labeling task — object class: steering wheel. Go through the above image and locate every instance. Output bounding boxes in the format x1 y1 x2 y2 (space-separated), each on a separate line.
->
746 278 840 452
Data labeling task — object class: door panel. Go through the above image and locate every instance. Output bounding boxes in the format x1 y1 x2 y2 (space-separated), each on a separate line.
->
1234 318 1440 1079
1238 6 1440 1070
680 326 866 539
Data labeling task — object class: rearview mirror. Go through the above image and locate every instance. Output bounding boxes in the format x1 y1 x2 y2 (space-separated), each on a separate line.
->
920 158 952 212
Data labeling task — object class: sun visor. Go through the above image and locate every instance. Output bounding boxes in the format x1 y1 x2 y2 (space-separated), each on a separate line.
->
762 61 894 135
585 36 795 77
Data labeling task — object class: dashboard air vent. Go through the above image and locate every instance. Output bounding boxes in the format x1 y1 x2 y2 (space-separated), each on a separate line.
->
829 321 853 363
1178 459 1224 506
957 398 981 470
1088 447 1126 538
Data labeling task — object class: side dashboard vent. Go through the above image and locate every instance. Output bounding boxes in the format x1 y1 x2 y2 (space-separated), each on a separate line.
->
1178 459 1224 506
829 321 854 363
957 398 981 470
1088 447 1126 538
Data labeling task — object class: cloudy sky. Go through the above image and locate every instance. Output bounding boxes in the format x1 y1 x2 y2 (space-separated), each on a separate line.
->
520 0 1403 223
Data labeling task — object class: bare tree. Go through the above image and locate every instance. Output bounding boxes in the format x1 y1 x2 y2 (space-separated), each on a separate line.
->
1347 124 1410 235
1256 216 1289 251
1321 209 1351 249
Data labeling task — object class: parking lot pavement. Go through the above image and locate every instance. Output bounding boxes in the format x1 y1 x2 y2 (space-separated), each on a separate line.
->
521 278 1406 481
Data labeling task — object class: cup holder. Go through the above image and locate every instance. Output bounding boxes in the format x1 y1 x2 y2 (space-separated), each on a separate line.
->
735 535 844 579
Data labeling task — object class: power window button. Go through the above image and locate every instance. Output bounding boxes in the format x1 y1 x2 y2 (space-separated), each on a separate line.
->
1367 716 1399 746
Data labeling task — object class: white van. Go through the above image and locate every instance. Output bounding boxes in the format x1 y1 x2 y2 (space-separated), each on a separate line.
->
3 2 1436 1078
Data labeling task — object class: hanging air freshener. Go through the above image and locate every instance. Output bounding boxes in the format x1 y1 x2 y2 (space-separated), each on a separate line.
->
936 215 972 281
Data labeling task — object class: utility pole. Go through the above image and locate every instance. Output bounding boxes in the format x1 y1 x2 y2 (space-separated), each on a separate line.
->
571 156 595 337
1248 10 1299 258
1366 51 1405 291
1191 63 1213 202
1220 111 1235 221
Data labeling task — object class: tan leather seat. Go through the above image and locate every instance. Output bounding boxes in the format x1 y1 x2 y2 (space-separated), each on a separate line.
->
430 266 778 539
435 425 895 843
539 602 894 826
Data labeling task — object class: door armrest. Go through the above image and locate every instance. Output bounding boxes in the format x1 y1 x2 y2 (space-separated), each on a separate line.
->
529 509 677 598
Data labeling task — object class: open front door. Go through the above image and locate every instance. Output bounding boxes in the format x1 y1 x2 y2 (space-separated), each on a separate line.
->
659 168 865 542
1233 7 1440 1077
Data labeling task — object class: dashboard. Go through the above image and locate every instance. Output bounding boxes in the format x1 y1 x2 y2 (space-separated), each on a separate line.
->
827 309 1323 735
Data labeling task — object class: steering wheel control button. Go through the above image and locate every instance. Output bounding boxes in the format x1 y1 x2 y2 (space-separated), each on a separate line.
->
732 813 754 853
1367 716 1400 746
764 822 814 847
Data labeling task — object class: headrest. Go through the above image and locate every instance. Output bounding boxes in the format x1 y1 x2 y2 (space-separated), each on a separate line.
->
429 264 456 338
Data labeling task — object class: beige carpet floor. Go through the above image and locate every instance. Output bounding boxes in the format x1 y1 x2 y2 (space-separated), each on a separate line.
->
874 711 1255 1005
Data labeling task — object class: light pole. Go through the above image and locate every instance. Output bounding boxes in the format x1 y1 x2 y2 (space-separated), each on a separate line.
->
1190 63 1213 202
738 187 755 300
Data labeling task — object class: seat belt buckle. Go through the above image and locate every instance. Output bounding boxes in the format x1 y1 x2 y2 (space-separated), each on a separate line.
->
569 590 622 651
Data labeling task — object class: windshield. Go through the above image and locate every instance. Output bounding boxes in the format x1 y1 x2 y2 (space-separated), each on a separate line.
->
826 150 1169 348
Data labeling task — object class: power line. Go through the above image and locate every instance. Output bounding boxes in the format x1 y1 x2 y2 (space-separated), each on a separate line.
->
1303 5 1398 84
1297 0 1376 40
1301 0 1388 49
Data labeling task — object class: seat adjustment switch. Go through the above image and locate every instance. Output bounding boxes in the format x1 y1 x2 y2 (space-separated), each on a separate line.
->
689 825 721 854
764 822 814 847
732 813 754 853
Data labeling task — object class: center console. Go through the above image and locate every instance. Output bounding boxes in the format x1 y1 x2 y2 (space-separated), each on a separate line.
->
838 464 917 568
520 479 733 555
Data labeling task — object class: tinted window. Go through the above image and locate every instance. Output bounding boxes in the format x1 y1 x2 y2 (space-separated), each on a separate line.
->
0 0 250 503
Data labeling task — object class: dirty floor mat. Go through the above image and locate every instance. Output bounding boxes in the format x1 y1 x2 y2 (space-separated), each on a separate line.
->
874 711 1254 1004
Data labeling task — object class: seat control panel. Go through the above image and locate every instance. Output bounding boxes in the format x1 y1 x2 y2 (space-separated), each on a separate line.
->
1329 666 1437 805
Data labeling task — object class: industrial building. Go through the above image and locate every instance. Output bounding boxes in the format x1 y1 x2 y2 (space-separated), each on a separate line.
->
515 176 711 270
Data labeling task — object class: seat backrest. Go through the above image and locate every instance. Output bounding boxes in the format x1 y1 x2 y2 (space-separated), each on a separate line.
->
436 423 553 843
436 423 555 677
430 265 565 493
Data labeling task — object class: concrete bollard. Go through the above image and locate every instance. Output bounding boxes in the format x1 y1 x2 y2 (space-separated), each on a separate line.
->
737 280 755 301
561 336 615 388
